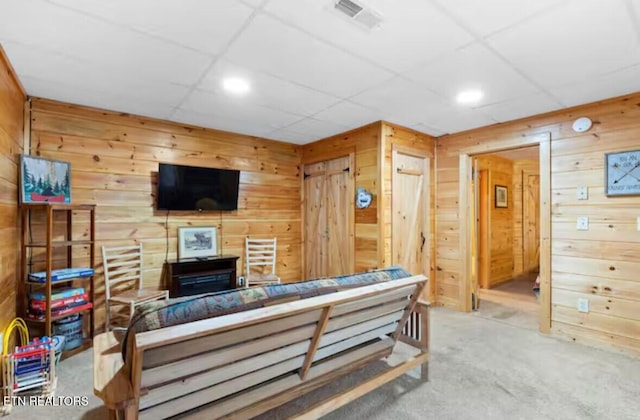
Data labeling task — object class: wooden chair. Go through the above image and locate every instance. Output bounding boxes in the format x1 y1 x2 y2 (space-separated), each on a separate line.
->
101 244 168 331
245 237 280 288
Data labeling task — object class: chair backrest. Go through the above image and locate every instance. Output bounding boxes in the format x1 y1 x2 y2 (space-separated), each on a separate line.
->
245 237 277 277
102 244 143 300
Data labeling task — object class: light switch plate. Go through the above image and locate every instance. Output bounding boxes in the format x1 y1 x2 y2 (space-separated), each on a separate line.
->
576 186 588 200
576 216 589 231
577 298 589 313
637 217 640 232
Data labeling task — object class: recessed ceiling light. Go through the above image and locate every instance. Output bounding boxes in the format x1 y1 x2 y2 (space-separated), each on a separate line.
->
222 77 250 95
456 89 484 105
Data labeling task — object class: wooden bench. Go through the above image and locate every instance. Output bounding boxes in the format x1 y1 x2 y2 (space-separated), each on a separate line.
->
93 274 430 419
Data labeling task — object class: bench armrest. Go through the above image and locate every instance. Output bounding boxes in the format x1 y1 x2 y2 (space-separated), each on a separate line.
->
93 332 136 410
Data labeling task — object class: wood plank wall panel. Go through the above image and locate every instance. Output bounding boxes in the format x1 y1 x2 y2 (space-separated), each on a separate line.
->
381 123 436 300
512 159 539 276
476 156 513 286
29 98 302 331
436 91 640 355
0 46 25 334
301 123 380 274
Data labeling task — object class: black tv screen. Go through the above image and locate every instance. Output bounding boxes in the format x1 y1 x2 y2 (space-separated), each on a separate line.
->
157 163 240 211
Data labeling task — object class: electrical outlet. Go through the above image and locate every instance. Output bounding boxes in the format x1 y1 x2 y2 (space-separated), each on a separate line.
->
637 216 640 232
576 216 589 231
577 298 589 313
576 186 588 200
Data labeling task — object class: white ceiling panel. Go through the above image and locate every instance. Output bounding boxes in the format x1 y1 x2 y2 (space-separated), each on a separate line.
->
224 14 393 97
198 59 341 116
488 0 640 90
179 89 302 130
403 42 541 107
0 1 212 86
436 0 565 37
311 100 382 128
417 104 497 133
2 41 191 108
264 0 473 73
476 92 562 123
48 0 255 55
266 128 315 144
278 117 351 139
549 63 640 107
21 75 177 120
171 107 294 140
350 76 451 125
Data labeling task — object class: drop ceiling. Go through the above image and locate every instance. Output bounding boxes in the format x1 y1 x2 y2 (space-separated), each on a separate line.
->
1 0 639 145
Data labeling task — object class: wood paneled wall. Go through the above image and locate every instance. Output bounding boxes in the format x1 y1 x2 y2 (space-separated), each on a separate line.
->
0 46 25 334
301 123 380 274
29 98 302 331
476 155 513 286
512 159 540 276
381 123 436 299
436 92 640 355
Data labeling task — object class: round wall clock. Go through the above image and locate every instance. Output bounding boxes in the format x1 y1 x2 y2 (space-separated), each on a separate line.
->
605 149 640 196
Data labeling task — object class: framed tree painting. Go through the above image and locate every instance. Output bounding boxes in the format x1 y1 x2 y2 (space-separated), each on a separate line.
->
20 155 71 204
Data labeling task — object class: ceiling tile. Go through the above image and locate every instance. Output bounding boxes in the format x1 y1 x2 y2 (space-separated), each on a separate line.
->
21 75 177 120
417 104 497 134
550 63 640 107
279 117 351 139
350 76 449 125
488 0 640 89
198 59 341 116
171 107 289 140
2 41 191 108
266 128 314 145
436 0 563 37
48 0 255 55
0 0 212 86
476 92 563 123
180 89 302 130
403 42 540 107
311 100 382 128
224 14 393 97
264 0 473 73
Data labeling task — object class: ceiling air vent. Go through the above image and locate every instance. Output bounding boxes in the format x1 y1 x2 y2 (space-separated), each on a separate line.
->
333 0 383 30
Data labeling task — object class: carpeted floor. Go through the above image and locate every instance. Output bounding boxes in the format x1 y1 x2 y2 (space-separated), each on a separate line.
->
6 305 640 419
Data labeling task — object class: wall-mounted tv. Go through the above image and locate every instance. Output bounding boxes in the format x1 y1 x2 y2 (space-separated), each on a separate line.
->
157 163 240 211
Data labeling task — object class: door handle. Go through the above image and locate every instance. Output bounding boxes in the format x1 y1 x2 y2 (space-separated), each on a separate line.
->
420 232 426 253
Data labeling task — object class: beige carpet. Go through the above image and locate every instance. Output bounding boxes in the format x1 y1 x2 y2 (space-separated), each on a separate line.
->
6 306 640 419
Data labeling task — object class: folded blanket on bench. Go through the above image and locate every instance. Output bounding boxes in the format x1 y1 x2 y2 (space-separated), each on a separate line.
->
122 266 412 359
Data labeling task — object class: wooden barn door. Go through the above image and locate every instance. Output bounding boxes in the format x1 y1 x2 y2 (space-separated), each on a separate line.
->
392 147 430 279
303 155 353 279
523 173 540 272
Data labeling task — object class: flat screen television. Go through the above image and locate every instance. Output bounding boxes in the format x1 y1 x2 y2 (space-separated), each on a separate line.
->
157 163 240 211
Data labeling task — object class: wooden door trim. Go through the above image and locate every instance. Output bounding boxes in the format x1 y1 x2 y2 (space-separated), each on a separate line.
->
459 132 551 334
391 145 431 284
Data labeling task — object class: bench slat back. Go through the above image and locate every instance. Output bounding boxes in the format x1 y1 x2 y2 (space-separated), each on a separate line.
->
130 274 426 420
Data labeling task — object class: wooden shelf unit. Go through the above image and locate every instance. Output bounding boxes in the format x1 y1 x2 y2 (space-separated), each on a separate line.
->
20 203 96 356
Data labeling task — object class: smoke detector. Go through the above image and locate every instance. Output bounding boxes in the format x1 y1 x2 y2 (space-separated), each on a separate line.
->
333 0 383 30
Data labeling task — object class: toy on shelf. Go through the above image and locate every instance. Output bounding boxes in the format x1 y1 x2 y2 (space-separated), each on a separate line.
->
1 318 64 416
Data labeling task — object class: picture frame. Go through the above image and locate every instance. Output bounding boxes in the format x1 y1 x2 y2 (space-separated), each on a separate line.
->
178 226 218 259
495 185 508 208
20 154 72 204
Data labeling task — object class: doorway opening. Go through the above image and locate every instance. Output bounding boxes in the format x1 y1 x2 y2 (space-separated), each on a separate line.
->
470 145 541 330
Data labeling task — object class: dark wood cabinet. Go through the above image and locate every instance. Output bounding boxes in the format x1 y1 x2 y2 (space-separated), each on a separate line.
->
162 255 240 298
